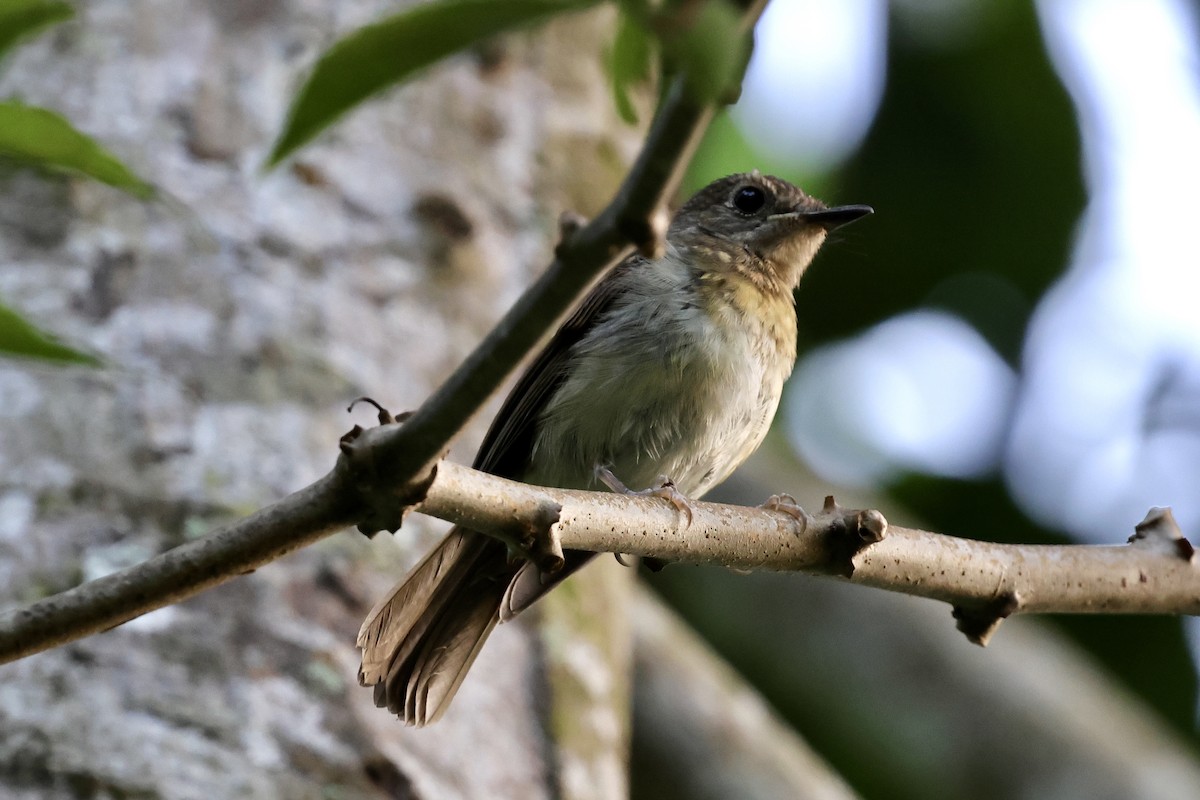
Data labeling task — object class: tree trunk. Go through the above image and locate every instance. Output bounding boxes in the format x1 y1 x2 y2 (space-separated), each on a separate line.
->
0 2 640 797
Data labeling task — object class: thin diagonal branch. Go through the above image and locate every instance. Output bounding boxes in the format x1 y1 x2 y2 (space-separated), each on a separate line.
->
360 1 768 518
382 76 704 483
0 0 770 665
0 471 358 663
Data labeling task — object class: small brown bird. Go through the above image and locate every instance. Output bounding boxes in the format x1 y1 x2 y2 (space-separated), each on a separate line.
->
358 172 871 724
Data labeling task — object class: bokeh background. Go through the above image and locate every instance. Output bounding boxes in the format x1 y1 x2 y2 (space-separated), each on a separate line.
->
639 1 1200 797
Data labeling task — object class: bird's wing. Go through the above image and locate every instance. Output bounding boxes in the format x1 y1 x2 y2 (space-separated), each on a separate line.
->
358 257 640 725
473 256 638 478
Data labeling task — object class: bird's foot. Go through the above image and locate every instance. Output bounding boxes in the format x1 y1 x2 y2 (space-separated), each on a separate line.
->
760 493 811 533
595 465 696 527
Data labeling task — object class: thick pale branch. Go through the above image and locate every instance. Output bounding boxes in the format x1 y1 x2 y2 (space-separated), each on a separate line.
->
418 461 1200 621
3 446 1195 667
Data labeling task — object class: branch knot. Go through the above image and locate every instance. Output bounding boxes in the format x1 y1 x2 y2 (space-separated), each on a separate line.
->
339 401 436 537
1129 506 1195 562
818 496 890 578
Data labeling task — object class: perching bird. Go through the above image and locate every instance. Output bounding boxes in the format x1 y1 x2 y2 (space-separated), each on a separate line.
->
358 172 871 724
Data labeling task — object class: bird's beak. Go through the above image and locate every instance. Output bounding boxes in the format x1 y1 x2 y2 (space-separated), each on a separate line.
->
799 204 874 230
760 203 873 254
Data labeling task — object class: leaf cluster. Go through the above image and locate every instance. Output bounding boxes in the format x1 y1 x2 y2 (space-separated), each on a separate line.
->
0 0 150 364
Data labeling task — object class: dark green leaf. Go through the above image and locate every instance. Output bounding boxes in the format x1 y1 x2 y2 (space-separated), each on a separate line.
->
267 0 600 168
609 8 654 124
0 0 72 61
0 102 153 197
665 0 746 104
0 301 99 365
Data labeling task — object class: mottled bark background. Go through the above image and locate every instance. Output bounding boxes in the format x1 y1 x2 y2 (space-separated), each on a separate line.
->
0 2 640 797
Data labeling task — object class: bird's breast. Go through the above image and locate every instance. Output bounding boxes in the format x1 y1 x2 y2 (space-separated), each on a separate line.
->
525 264 796 497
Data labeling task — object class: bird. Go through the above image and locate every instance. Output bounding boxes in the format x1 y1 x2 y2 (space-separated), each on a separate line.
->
357 172 872 725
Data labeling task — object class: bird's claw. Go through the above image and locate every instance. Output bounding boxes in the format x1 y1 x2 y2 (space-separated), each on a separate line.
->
595 466 696 527
649 476 695 527
761 493 810 532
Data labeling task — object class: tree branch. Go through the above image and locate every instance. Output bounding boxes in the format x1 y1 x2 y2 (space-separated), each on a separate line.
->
368 76 697 490
413 460 1200 637
0 471 358 663
2 439 1196 666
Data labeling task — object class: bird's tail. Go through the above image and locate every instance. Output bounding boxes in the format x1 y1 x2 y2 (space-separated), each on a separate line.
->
357 528 511 726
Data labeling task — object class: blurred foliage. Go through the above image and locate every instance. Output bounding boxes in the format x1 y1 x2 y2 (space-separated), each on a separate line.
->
0 103 153 198
853 0 1198 753
267 0 601 166
648 565 958 800
609 5 654 123
0 3 146 365
0 300 99 364
683 108 796 192
662 2 1198 798
805 2 1082 365
0 0 71 61
659 0 749 105
269 0 753 164
0 3 150 197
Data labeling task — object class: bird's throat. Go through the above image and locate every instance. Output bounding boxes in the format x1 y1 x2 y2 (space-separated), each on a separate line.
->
696 270 798 365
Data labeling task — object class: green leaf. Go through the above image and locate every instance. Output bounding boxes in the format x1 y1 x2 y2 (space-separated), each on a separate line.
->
0 102 153 197
665 0 747 104
609 8 653 124
0 0 72 61
267 0 600 168
0 301 99 365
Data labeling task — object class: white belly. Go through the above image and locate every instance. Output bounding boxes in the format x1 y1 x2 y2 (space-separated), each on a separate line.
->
524 279 790 497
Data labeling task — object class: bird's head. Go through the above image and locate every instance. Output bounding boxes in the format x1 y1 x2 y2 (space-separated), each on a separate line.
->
668 172 872 291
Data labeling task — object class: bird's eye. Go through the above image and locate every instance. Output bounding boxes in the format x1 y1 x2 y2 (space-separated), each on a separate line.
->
732 185 767 214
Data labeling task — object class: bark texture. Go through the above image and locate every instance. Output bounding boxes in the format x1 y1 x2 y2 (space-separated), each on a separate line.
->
0 2 639 798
